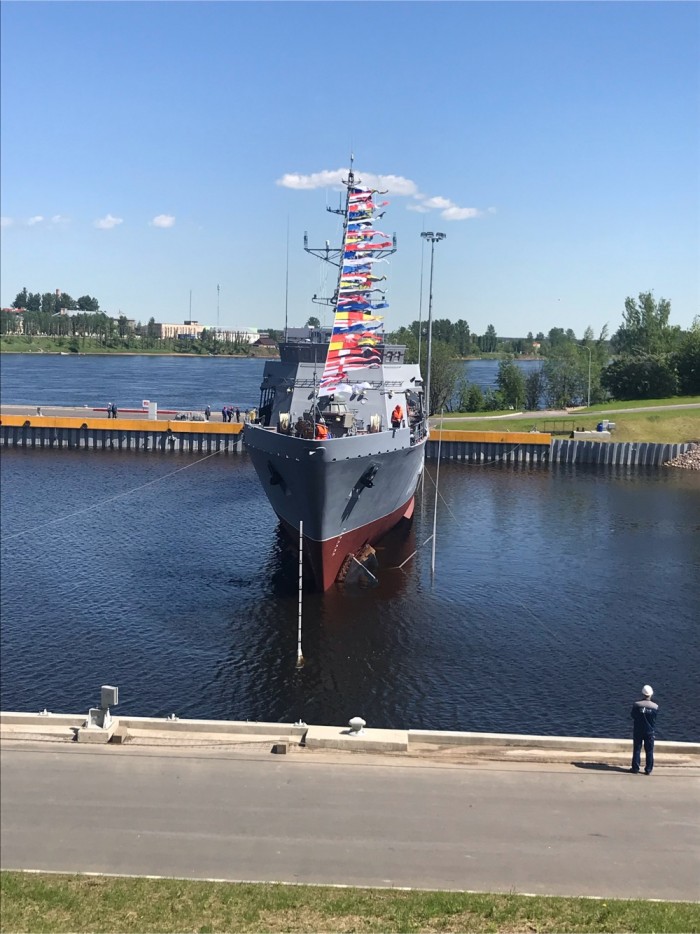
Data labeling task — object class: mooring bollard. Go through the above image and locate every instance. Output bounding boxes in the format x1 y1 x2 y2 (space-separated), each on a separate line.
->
348 716 366 735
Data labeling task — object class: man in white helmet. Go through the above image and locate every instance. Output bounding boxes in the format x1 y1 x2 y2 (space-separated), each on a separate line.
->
630 685 659 775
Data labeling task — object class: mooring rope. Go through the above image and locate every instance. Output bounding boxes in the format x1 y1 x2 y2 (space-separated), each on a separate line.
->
1 449 223 543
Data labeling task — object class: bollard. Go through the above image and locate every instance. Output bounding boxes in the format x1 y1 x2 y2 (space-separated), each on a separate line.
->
348 716 366 735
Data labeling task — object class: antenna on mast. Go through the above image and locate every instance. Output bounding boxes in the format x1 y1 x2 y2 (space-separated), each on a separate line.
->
284 216 290 342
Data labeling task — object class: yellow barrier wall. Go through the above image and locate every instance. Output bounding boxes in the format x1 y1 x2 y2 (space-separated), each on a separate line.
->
430 429 551 445
0 415 244 435
1 416 549 445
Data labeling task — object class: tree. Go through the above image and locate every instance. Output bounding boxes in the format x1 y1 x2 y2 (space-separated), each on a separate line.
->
77 295 100 312
41 292 56 315
420 339 461 414
453 319 470 356
497 357 526 409
543 343 586 408
57 293 77 311
387 326 418 363
478 324 498 353
525 368 546 410
464 384 485 412
602 355 679 400
305 316 320 328
611 292 680 355
12 288 28 309
672 318 700 394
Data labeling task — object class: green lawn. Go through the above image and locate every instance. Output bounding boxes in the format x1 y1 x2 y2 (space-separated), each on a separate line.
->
1 872 698 933
438 402 700 444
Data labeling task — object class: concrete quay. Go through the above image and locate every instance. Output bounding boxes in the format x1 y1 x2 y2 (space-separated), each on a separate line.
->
1 717 699 900
1 711 698 766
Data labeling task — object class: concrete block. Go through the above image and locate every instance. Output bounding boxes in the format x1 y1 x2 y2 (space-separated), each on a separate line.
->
305 725 408 753
76 723 116 744
271 742 288 755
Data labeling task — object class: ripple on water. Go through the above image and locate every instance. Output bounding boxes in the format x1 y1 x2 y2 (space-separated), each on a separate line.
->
1 451 699 740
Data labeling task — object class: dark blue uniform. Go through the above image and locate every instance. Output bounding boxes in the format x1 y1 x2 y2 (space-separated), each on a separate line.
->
631 698 658 774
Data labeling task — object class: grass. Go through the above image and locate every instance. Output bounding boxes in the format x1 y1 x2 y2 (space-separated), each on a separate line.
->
570 396 700 411
1 872 698 933
440 407 700 444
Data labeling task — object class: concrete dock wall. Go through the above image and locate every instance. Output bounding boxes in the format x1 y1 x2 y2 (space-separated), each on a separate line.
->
548 438 694 467
1 416 693 467
426 430 551 464
2 711 698 758
0 415 244 455
426 430 694 468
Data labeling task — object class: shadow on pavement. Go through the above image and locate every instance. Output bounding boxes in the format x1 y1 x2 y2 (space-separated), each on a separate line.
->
571 761 631 773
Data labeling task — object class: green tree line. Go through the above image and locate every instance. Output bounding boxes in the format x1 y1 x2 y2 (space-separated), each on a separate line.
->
387 293 699 414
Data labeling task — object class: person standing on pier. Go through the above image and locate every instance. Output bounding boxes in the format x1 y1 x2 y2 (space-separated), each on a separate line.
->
106 403 113 419
235 406 241 423
204 405 211 421
111 403 118 419
221 405 228 422
630 685 658 775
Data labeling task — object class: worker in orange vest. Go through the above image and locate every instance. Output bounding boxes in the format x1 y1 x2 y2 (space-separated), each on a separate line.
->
391 404 404 428
315 421 329 440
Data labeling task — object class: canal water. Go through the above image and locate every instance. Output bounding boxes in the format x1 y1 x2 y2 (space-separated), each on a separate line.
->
1 355 698 740
0 353 542 412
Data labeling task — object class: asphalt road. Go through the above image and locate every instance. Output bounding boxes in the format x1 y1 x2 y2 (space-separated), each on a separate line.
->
1 743 698 900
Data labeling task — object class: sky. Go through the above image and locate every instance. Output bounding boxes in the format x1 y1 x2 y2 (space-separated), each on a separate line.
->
1 1 698 339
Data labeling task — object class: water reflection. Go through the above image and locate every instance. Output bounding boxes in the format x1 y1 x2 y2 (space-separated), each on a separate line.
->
1 449 698 740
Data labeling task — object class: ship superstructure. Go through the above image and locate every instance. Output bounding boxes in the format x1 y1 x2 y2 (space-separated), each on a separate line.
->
244 166 428 589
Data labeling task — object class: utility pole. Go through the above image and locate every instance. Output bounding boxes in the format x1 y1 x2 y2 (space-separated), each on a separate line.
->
419 231 446 418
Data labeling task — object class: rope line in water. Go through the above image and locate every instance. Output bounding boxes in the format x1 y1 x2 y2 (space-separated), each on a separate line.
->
1 449 222 543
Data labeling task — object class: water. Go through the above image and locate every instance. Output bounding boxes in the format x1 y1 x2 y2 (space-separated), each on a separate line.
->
0 354 265 411
0 354 540 412
1 354 698 741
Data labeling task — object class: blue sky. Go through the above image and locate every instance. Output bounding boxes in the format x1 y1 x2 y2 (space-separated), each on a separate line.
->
2 1 698 338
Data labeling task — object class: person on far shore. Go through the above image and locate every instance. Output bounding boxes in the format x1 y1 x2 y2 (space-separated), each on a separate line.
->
111 403 118 419
221 405 227 422
204 405 211 421
106 403 113 419
235 407 241 423
630 684 658 775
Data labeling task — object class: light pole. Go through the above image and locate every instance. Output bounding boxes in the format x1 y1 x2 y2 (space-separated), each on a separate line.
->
584 344 592 408
420 231 446 418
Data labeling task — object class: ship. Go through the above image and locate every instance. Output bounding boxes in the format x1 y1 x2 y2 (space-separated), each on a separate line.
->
244 164 428 590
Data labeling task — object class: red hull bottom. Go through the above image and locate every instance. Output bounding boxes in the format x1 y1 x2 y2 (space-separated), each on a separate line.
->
280 497 416 591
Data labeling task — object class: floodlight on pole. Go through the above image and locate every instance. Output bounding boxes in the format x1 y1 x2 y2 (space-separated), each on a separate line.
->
420 231 446 418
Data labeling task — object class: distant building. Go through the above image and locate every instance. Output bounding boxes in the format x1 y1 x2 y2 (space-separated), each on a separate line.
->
155 321 206 339
211 327 262 344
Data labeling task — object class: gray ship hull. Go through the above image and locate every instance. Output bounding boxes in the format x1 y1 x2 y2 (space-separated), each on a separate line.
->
244 424 426 589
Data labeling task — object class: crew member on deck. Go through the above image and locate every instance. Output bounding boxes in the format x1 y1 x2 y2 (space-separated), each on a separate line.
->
391 404 404 429
315 420 329 440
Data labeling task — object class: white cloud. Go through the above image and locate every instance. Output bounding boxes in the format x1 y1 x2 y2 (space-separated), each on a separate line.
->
27 215 44 226
51 215 69 224
277 167 487 221
0 216 14 228
361 173 419 197
94 214 123 230
441 206 481 221
150 214 176 228
420 195 455 211
277 169 347 190
276 168 419 197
